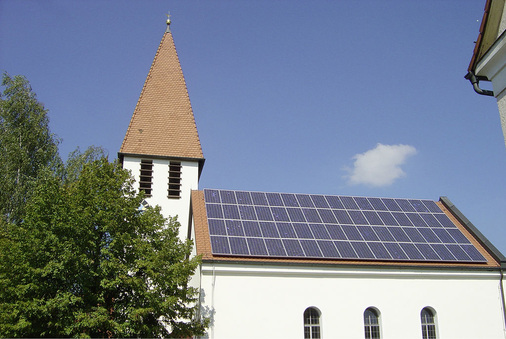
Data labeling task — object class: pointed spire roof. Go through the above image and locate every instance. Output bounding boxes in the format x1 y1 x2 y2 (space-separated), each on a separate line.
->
119 23 204 163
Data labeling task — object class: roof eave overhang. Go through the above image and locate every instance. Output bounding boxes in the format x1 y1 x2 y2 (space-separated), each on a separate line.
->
468 0 505 73
474 30 506 96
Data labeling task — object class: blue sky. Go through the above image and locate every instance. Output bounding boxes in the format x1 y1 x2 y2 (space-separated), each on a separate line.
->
2 0 506 255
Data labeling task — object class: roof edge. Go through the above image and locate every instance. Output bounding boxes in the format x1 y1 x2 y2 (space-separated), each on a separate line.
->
469 0 492 72
118 151 204 161
440 196 506 264
200 258 504 271
468 0 506 72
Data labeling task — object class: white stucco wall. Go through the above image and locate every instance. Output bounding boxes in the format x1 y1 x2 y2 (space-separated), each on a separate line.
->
122 156 199 239
499 2 506 38
475 30 506 147
198 263 506 339
497 90 506 148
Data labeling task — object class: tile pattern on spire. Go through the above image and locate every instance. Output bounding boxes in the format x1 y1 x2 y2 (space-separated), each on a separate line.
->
120 31 203 159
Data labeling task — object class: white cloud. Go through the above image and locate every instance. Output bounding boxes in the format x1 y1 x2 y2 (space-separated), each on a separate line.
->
345 143 417 187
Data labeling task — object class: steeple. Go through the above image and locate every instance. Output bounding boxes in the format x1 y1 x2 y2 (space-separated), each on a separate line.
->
119 19 204 169
119 19 204 240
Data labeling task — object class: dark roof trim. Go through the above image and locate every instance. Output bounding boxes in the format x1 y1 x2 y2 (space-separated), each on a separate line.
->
440 196 506 266
118 152 205 162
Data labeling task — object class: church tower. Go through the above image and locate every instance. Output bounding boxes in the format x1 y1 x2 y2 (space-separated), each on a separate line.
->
119 18 204 239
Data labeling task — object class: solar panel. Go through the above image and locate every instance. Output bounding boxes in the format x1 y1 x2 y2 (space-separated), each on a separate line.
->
265 238 285 256
297 194 314 208
318 240 339 257
311 224 331 239
229 237 248 255
235 191 252 205
382 198 401 211
203 189 487 263
281 193 299 207
266 192 283 206
335 241 358 258
247 238 267 256
277 222 297 238
326 224 346 239
208 220 225 237
384 242 408 260
284 239 305 256
243 221 261 237
225 220 243 236
220 190 237 204
311 195 329 208
369 242 391 259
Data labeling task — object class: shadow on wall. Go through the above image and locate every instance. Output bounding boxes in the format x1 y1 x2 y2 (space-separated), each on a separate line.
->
198 288 215 339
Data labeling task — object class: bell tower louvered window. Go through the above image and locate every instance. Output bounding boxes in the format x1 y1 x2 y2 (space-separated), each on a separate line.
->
168 161 182 198
139 159 153 197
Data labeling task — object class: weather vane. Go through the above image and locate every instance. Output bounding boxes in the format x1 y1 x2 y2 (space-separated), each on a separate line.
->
166 12 171 26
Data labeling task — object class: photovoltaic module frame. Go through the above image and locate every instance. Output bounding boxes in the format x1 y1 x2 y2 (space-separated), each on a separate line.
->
203 189 486 263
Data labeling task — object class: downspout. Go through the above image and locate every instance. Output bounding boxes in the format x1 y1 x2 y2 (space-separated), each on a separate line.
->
501 267 506 336
197 263 203 337
465 71 495 96
211 265 216 339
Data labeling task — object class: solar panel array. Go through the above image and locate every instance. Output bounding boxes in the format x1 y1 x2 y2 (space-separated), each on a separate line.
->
203 189 486 263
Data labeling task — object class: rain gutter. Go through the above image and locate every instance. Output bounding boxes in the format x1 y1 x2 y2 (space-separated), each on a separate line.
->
465 71 495 96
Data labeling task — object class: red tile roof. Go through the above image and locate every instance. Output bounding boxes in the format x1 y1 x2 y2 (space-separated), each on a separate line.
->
120 31 204 161
191 190 500 268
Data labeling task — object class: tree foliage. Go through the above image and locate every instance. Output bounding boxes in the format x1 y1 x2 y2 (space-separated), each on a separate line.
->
0 158 208 337
0 73 61 224
0 75 208 337
64 145 108 183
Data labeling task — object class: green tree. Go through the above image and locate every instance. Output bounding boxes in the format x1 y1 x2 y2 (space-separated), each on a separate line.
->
0 156 208 337
64 145 107 183
0 73 61 224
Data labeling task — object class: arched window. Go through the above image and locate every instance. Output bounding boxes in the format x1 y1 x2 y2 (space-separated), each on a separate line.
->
364 308 380 339
304 307 321 339
421 308 437 339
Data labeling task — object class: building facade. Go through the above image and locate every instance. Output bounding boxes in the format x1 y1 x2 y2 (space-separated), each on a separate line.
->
121 20 506 339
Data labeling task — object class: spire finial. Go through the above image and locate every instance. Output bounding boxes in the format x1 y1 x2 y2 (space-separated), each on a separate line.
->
166 12 171 32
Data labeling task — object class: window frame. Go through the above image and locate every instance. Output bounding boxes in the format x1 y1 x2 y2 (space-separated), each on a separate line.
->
421 307 437 339
364 307 381 339
304 307 321 339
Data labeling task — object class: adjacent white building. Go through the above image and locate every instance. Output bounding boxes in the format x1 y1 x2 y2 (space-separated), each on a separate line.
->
121 19 506 339
467 0 506 147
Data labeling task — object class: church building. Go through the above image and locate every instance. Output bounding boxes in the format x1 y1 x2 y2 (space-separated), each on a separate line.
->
119 19 506 339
